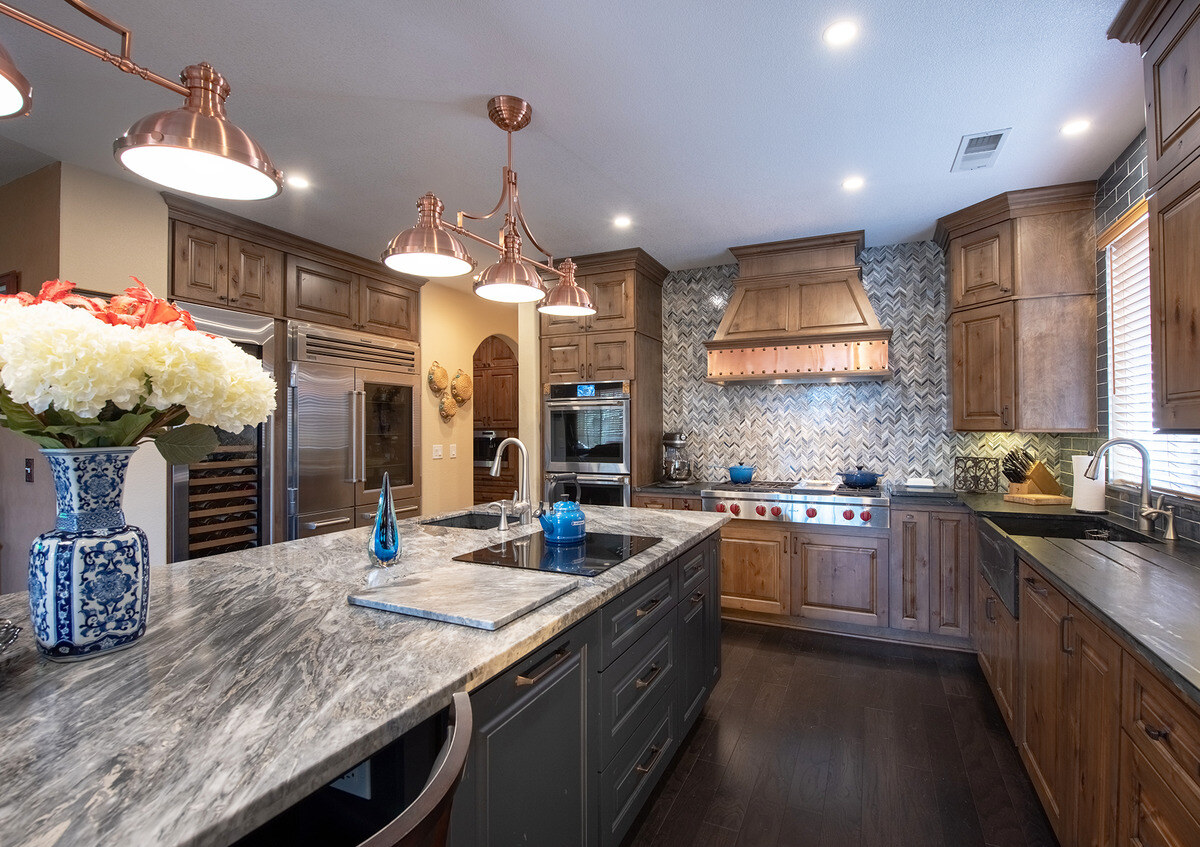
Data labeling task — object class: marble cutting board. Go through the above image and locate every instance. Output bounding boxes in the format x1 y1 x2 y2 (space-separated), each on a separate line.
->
348 563 580 630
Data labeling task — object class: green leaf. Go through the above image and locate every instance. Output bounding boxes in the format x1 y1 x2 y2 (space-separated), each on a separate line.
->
111 412 155 446
151 424 219 465
27 434 66 449
0 391 44 433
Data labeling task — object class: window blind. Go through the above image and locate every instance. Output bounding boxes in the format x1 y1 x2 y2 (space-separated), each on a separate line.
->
1107 213 1200 495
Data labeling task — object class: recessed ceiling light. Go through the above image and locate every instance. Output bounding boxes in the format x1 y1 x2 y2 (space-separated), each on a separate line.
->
286 175 311 189
613 215 631 228
1061 119 1091 136
842 175 864 191
823 20 858 47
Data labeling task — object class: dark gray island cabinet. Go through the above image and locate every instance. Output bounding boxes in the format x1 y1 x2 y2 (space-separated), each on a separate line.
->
449 532 721 847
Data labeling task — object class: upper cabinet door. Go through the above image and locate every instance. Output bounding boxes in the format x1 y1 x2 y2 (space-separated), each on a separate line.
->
359 275 418 340
172 222 229 306
285 255 357 330
542 336 586 383
227 237 282 315
586 331 635 382
948 221 1014 310
586 270 636 333
1144 1 1200 187
1151 157 1200 430
950 301 1016 431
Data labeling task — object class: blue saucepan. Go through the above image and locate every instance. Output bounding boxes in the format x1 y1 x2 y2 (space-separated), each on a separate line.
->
728 463 755 484
838 466 882 489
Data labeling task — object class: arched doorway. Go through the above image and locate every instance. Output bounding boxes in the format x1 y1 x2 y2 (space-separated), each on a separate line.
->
472 335 519 505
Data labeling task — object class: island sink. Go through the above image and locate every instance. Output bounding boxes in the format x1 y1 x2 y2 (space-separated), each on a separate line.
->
420 512 504 530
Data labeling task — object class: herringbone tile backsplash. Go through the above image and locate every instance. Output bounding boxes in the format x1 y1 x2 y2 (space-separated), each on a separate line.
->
662 242 1062 487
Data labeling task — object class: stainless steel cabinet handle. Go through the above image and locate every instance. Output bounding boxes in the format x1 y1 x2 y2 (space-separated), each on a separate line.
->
361 505 419 522
1024 576 1047 596
635 596 663 618
1061 614 1074 654
303 517 351 530
635 744 663 776
347 391 359 483
634 663 662 690
356 389 367 485
516 645 571 687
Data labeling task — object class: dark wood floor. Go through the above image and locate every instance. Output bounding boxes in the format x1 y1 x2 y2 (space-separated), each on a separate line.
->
627 621 1057 847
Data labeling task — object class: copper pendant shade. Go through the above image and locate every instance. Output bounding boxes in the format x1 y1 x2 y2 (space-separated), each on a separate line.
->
382 192 474 277
114 63 282 200
1 1 281 200
0 41 31 118
382 95 594 314
538 259 594 316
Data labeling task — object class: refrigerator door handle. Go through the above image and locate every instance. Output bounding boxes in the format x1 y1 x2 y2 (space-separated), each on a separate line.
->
347 390 359 483
356 389 367 489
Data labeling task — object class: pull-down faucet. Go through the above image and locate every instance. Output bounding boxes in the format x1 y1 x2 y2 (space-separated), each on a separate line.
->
490 437 532 526
1085 438 1175 538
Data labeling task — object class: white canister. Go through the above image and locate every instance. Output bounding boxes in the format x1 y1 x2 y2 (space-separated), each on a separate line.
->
1072 454 1107 513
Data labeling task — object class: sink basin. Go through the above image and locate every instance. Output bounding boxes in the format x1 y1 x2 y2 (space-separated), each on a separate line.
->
986 514 1158 544
420 512 503 530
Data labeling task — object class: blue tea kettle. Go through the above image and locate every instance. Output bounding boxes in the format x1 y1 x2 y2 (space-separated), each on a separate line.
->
538 495 587 544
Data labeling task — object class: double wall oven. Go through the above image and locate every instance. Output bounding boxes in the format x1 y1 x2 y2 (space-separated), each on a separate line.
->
544 381 631 506
287 322 421 538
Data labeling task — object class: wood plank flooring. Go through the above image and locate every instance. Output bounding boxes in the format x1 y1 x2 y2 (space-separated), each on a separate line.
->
627 621 1057 847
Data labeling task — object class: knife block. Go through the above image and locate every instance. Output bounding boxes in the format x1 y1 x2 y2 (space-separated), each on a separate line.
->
1004 460 1071 504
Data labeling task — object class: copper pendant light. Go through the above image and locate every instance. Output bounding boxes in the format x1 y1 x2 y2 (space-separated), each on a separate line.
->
114 63 282 200
538 259 595 316
0 40 31 117
0 1 282 200
382 95 595 314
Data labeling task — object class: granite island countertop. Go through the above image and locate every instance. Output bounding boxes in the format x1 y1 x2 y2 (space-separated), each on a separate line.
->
0 505 726 847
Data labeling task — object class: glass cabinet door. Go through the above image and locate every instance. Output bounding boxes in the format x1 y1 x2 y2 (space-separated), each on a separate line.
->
356 368 420 506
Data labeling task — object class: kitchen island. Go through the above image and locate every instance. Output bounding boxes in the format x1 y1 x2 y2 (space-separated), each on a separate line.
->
0 505 725 847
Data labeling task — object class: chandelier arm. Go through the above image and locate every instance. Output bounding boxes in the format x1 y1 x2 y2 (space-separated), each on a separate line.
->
0 0 189 95
444 221 562 278
511 189 555 265
457 166 511 225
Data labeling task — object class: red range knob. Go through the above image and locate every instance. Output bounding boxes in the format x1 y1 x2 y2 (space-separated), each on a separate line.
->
771 506 783 517
756 505 766 516
861 510 872 522
730 503 741 516
843 509 855 521
716 503 726 513
806 507 818 518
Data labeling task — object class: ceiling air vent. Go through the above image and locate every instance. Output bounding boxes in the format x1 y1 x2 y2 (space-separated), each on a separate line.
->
951 128 1011 172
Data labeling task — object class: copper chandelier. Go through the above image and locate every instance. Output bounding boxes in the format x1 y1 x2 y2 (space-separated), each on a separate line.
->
0 0 282 200
382 95 595 315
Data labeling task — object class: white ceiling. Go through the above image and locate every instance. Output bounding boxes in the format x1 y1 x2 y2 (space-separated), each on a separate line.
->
0 0 1145 274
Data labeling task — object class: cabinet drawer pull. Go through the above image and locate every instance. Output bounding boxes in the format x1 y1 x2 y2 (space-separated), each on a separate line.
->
1061 615 1074 654
691 591 705 604
985 595 996 623
635 744 663 776
635 596 663 618
516 645 571 687
1024 576 1047 596
303 517 350 530
1145 725 1171 742
634 663 662 690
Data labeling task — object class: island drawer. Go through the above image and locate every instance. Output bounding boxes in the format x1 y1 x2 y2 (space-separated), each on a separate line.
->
1123 653 1200 806
679 539 708 594
599 687 678 847
599 563 677 668
598 610 678 767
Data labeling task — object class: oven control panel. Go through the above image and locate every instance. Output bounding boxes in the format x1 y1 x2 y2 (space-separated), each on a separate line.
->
700 494 889 529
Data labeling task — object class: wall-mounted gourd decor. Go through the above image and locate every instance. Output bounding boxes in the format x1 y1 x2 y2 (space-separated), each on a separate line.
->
427 361 449 393
439 394 459 420
451 370 474 403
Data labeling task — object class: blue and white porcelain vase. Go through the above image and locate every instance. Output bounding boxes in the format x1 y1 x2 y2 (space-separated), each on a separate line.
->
368 471 402 567
28 447 150 661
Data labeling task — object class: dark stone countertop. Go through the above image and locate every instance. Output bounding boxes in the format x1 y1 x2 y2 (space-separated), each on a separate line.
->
634 481 710 496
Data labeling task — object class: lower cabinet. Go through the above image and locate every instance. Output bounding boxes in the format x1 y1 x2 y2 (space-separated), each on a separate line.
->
719 522 790 615
791 530 889 628
889 506 971 638
973 567 1019 739
449 532 722 847
1017 560 1121 847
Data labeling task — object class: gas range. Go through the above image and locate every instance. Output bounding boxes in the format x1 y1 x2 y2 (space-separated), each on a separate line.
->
701 481 889 529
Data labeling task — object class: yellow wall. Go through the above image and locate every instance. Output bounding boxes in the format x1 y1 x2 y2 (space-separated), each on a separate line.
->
418 283 519 515
518 302 542 494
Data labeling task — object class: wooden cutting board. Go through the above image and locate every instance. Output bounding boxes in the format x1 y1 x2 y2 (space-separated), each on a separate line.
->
1003 493 1072 505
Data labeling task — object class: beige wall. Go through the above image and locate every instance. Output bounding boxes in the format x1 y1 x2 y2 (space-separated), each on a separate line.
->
0 163 60 292
418 283 519 515
518 302 542 495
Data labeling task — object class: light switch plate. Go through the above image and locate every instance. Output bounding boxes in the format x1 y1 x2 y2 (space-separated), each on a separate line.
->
449 444 457 458
432 444 443 459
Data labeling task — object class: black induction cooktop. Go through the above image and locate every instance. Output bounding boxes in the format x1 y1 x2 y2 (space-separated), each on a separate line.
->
452 531 662 577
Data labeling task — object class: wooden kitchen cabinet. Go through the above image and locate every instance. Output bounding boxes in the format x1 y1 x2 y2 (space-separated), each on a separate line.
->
938 184 1098 432
974 567 1020 739
719 522 790 615
791 529 889 628
171 221 283 315
286 255 418 341
539 249 667 340
1018 560 1121 847
473 336 518 429
888 506 971 639
541 330 637 383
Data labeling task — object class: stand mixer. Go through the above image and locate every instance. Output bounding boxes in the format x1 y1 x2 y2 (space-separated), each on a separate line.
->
661 432 693 486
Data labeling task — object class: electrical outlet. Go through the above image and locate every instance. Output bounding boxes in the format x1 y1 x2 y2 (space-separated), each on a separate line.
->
449 443 457 458
330 761 371 800
24 459 33 483
432 444 443 459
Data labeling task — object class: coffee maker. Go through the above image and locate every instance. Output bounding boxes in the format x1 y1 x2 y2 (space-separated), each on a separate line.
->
661 432 693 485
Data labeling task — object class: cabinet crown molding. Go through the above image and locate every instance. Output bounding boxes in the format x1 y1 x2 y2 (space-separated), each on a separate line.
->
934 182 1097 250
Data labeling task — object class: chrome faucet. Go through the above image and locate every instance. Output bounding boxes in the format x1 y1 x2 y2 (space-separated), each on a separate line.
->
1085 438 1160 534
490 437 532 526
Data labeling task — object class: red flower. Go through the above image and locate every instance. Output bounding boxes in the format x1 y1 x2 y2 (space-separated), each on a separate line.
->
4 278 197 331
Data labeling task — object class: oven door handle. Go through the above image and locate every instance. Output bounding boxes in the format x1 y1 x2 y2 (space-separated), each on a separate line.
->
544 401 629 411
575 475 628 484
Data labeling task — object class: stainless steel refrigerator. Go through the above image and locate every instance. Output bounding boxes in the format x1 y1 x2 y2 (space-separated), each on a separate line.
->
287 322 421 539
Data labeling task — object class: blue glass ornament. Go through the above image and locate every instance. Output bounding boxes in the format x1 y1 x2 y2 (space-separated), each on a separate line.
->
368 471 402 567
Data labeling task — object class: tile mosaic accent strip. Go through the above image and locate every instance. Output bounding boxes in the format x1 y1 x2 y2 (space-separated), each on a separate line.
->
661 242 1062 486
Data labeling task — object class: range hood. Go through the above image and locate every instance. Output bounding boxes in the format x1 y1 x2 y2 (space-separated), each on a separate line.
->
705 231 892 384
